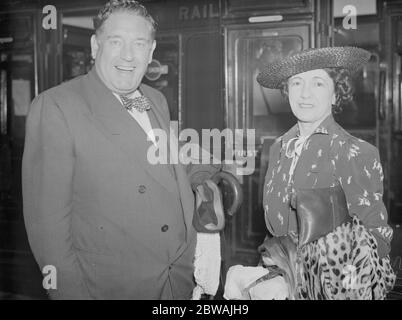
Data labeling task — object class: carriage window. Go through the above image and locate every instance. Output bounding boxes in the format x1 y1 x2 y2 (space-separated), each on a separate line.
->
62 13 95 81
333 18 379 132
246 36 301 140
333 53 378 129
226 26 310 140
142 37 180 123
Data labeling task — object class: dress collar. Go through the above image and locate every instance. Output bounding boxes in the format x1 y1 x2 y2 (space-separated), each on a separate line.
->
281 114 337 148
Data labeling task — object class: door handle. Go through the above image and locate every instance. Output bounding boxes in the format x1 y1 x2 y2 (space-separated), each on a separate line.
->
211 171 243 216
378 68 386 121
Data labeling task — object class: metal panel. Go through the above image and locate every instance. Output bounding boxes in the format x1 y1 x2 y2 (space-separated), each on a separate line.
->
224 0 313 18
182 30 223 132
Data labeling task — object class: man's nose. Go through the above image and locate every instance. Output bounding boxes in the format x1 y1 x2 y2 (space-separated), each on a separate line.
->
120 43 134 61
301 83 311 98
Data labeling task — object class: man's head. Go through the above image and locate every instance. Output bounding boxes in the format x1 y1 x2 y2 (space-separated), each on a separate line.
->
91 0 157 95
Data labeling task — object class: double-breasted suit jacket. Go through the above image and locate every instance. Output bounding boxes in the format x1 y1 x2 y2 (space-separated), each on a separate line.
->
22 68 208 299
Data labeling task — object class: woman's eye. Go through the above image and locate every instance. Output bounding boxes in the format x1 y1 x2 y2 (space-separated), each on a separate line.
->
314 80 325 87
290 81 301 86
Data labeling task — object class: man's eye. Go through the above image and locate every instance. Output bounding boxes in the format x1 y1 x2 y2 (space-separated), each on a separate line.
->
133 42 146 47
110 39 121 46
315 81 324 87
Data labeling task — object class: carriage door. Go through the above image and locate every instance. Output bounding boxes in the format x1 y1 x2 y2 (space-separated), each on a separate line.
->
381 1 402 224
224 24 312 267
0 12 47 297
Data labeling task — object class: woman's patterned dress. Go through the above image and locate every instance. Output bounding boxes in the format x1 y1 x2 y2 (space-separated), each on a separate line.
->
263 114 396 299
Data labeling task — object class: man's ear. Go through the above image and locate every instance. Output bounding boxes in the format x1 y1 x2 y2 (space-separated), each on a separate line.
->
148 40 156 64
90 34 99 60
331 92 336 105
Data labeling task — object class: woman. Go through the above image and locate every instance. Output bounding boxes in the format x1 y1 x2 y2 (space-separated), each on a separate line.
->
257 47 396 299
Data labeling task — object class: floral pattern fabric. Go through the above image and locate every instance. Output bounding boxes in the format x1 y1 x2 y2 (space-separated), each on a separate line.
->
263 114 393 258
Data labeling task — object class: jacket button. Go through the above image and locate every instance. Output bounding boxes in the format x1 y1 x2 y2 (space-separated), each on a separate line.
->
161 224 169 232
138 185 146 193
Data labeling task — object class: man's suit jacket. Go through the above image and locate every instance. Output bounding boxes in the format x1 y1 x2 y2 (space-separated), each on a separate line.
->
22 68 208 299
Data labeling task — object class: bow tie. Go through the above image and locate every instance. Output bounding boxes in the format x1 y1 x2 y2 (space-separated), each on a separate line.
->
120 95 152 113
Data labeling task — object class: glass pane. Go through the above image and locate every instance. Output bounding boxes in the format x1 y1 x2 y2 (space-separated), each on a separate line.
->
62 14 95 82
334 53 378 129
0 13 46 299
241 36 301 140
0 14 36 219
143 37 180 122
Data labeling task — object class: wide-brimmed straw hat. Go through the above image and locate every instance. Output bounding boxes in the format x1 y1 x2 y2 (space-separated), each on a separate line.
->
256 46 371 89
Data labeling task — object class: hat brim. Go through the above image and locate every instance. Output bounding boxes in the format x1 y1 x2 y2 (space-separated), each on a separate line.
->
256 47 371 89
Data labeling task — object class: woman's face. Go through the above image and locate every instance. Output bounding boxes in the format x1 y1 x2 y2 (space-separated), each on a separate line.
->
287 69 336 124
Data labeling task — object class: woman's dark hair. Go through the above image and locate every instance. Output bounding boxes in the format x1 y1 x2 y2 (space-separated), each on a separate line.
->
279 68 354 114
93 0 157 38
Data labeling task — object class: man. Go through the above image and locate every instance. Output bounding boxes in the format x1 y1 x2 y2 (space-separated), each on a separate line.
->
22 0 218 299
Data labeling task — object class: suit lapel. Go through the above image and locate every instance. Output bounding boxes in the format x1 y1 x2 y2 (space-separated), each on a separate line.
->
82 68 177 193
146 104 175 178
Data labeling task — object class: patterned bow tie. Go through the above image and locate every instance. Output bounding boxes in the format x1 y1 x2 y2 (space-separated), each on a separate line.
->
120 95 152 113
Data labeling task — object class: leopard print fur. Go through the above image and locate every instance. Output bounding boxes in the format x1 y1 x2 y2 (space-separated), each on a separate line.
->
297 216 396 300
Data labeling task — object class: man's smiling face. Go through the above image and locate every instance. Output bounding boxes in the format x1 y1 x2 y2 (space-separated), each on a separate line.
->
91 11 156 95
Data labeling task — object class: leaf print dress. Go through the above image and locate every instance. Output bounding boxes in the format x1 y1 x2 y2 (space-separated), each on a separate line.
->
263 115 396 299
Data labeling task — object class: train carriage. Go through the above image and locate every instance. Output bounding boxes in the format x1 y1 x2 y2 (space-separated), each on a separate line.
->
0 0 401 299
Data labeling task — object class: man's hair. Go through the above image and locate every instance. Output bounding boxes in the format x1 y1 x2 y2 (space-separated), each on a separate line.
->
93 0 157 38
279 68 354 114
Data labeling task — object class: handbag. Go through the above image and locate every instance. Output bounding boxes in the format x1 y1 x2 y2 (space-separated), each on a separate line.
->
295 184 352 247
